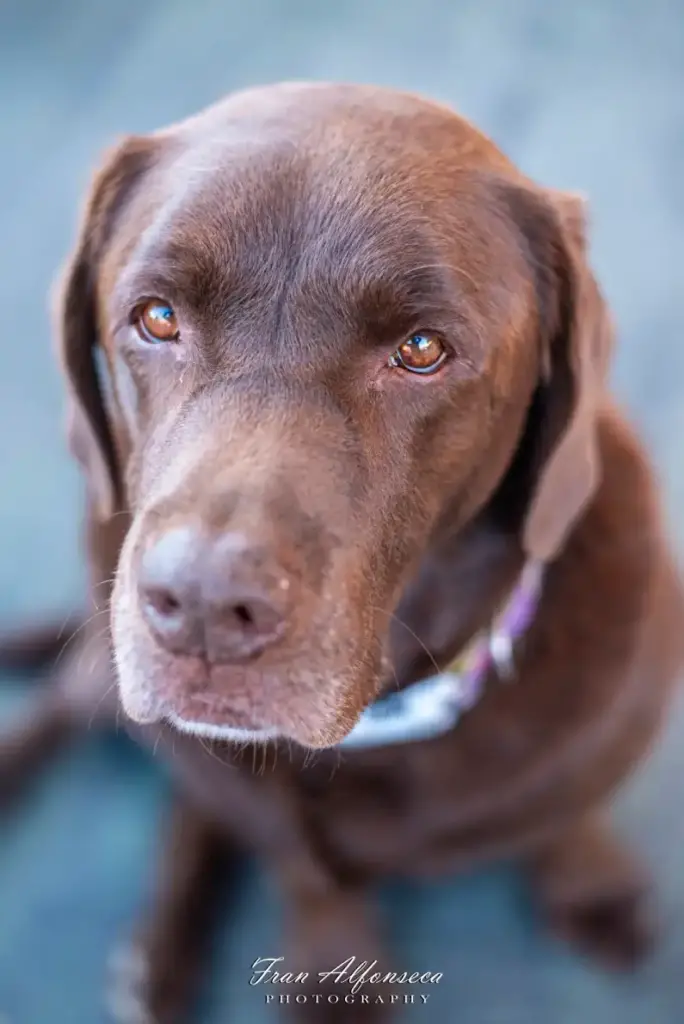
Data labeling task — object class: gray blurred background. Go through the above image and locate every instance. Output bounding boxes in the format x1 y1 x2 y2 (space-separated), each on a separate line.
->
1 1 683 1022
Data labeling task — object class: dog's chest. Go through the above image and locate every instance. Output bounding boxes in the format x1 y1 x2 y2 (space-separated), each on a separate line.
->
295 732 536 875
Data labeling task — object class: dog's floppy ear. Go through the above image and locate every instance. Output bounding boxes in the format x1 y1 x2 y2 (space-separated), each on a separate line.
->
53 136 156 520
499 182 614 562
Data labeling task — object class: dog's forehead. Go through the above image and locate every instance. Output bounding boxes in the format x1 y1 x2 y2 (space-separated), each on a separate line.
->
167 82 511 173
120 92 511 297
149 83 514 235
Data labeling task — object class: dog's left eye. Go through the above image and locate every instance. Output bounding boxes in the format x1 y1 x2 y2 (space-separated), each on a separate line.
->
133 299 180 344
388 331 448 374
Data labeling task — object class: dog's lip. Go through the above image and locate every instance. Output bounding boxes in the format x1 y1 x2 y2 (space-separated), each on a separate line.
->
165 710 282 743
156 689 361 748
163 708 355 749
164 693 270 732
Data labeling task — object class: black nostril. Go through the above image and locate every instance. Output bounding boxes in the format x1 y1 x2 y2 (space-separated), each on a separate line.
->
136 525 207 655
226 598 283 637
145 587 182 619
233 603 255 628
139 580 201 656
203 596 286 662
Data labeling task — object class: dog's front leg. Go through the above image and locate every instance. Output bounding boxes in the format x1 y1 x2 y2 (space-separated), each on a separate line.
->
528 811 656 969
106 792 234 1024
267 857 391 1024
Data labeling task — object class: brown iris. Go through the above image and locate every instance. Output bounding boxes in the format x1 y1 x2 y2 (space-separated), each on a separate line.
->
389 331 448 374
134 300 180 343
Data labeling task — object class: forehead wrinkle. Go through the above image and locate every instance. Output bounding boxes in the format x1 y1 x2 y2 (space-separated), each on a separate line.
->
288 194 452 322
108 181 219 317
111 152 316 326
292 219 476 344
107 136 297 313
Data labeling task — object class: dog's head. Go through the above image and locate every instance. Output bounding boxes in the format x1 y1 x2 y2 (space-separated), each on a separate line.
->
56 83 612 747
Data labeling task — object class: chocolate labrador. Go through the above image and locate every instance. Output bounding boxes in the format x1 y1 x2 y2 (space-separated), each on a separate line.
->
2 82 683 1022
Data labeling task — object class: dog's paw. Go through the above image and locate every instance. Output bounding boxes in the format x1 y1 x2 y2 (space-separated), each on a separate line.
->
548 890 658 970
104 942 156 1024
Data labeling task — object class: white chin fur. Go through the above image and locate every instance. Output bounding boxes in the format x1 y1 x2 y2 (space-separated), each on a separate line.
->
165 712 282 743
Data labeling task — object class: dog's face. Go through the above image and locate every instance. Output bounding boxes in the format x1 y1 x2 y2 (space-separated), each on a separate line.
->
57 83 611 748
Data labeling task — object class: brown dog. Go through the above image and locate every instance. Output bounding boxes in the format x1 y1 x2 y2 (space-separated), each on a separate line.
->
2 82 683 1022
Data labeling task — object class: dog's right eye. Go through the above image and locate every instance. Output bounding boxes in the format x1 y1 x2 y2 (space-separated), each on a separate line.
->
133 300 180 344
388 331 448 374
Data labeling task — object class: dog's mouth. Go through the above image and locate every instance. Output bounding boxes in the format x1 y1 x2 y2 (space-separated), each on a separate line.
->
159 679 362 753
112 604 381 748
152 674 292 742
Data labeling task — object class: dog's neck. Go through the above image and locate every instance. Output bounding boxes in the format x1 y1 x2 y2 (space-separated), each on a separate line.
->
384 514 527 697
341 558 543 749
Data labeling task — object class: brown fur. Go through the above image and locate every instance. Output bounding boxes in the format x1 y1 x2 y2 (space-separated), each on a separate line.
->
2 82 683 1022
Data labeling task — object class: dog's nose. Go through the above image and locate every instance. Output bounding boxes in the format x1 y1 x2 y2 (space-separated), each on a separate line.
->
137 526 290 662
